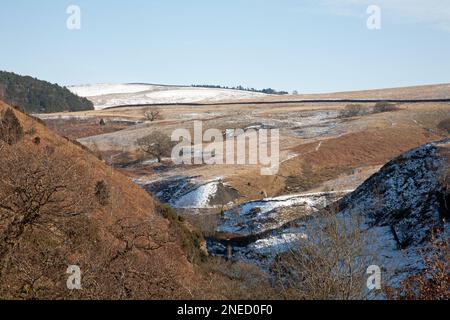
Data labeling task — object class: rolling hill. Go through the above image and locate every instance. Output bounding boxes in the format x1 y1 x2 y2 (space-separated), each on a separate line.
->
273 83 450 101
68 83 270 110
67 82 450 111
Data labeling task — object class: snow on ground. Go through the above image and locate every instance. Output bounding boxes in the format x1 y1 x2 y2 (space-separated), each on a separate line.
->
250 232 308 255
339 139 450 245
139 176 239 209
68 83 158 97
363 224 424 288
171 181 219 209
217 191 351 236
238 192 342 217
208 140 450 290
68 84 270 110
143 88 267 104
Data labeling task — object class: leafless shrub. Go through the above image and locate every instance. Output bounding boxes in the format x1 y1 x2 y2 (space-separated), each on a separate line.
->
0 115 209 299
0 142 95 285
0 140 197 299
272 211 372 300
339 104 371 118
143 108 163 122
95 180 110 206
194 257 277 300
438 118 450 134
373 102 400 113
339 102 399 119
137 131 173 163
157 205 207 264
26 126 37 136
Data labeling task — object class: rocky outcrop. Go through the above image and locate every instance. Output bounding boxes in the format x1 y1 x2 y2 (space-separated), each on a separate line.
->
337 139 450 248
209 140 449 281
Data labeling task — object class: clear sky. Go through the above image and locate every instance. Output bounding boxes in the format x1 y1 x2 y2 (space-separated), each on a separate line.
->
1 0 449 93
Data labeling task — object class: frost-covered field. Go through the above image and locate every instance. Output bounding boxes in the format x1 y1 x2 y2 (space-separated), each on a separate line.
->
68 84 270 110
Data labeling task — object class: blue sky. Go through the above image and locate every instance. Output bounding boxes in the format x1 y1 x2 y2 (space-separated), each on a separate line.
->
1 0 449 93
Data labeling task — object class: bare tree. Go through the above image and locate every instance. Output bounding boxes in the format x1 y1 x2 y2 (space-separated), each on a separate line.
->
0 111 214 300
0 138 196 300
143 108 163 122
137 131 173 163
0 141 95 283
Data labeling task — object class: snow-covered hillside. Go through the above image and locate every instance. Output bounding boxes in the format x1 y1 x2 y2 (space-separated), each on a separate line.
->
68 84 270 110
69 84 156 97
338 139 450 247
140 176 240 209
208 139 450 286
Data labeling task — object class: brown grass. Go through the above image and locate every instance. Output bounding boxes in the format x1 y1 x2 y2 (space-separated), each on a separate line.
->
0 102 205 299
0 101 284 300
276 126 440 195
45 118 130 140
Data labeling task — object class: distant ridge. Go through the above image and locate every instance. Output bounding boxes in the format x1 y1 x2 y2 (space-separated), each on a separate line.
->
67 83 270 110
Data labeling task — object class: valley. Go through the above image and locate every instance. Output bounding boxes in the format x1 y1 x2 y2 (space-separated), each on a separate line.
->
2 0 450 303
37 83 450 292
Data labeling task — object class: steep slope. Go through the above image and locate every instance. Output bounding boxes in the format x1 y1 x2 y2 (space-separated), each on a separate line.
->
0 102 200 299
0 71 93 113
209 140 449 288
337 140 450 247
